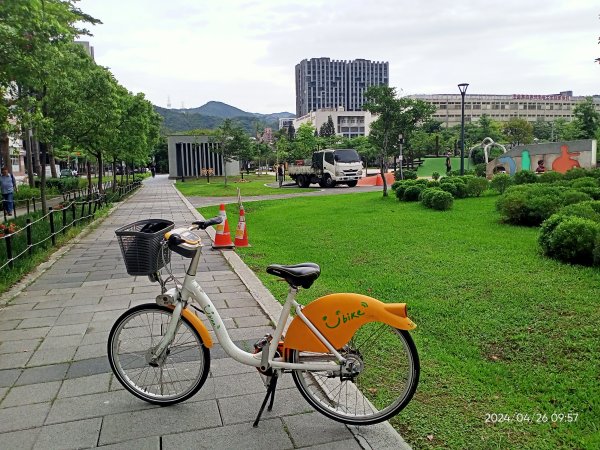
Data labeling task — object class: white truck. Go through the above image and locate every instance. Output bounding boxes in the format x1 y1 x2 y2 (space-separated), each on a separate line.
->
287 149 363 188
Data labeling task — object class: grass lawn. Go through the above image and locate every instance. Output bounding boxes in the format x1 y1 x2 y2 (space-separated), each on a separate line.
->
199 193 600 449
175 174 318 197
417 157 462 177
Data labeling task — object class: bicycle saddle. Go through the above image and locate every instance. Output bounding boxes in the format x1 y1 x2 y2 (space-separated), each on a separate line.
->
266 263 321 289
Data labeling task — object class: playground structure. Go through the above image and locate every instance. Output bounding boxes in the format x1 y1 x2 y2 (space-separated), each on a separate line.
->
485 139 597 178
468 137 508 164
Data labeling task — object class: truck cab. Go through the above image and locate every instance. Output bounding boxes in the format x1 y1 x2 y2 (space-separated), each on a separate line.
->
289 149 363 188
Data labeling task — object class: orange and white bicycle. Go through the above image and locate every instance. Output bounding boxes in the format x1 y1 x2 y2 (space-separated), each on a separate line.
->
108 217 420 426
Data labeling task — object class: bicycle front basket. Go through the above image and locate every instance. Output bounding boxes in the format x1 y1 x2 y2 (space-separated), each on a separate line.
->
115 219 174 276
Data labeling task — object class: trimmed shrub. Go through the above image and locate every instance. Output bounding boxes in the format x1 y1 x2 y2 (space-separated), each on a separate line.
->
391 181 402 192
420 187 438 207
496 185 567 226
570 177 599 189
427 180 440 188
578 187 600 200
466 177 489 197
562 190 592 206
429 190 454 210
403 170 418 180
513 170 537 185
403 184 425 201
439 181 457 197
564 167 589 180
540 216 600 265
490 173 512 194
431 171 440 181
559 201 600 222
538 171 564 183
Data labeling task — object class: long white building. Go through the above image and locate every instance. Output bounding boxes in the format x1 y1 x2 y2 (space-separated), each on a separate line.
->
410 90 600 127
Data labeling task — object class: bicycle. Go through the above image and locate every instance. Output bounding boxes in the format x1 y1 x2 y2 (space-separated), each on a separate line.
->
109 217 420 426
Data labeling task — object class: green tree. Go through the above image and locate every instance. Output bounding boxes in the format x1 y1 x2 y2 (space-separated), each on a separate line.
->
503 117 534 146
215 119 250 186
533 118 552 141
572 97 600 139
319 115 336 137
363 85 435 196
294 123 317 159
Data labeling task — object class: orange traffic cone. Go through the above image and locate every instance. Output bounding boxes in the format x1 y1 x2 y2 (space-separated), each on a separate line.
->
212 203 234 249
234 205 250 247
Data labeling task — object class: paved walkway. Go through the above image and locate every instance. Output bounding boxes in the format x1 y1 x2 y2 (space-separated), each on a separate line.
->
0 175 409 449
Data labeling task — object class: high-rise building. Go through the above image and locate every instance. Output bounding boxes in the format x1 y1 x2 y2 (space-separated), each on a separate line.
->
295 58 388 117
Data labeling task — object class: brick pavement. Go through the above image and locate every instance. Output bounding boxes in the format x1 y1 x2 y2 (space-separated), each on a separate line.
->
0 175 410 449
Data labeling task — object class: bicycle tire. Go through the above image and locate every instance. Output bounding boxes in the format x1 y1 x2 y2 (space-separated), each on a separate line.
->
108 303 210 405
290 324 419 425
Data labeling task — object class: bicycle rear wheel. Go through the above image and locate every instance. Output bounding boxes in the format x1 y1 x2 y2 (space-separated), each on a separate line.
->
108 303 210 405
291 323 419 425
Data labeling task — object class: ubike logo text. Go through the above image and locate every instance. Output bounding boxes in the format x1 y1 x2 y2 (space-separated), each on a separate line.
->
322 302 369 329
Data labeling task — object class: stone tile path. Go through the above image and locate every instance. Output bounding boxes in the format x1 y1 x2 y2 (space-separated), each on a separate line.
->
0 175 409 449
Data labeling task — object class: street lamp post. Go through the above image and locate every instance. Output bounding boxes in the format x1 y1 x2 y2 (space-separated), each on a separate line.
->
398 134 404 180
458 83 469 176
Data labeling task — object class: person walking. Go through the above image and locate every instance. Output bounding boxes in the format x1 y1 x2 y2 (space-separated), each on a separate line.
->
1 166 17 216
445 152 452 174
277 164 284 188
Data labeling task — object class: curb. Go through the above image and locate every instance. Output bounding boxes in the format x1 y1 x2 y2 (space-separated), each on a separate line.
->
173 184 412 450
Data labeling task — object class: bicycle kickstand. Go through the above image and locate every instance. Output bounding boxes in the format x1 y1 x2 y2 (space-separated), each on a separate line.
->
252 372 279 427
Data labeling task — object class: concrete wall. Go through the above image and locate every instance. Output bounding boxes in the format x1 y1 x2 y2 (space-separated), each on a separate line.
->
167 135 240 179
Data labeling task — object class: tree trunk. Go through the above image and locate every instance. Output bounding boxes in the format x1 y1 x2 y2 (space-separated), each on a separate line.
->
112 158 117 192
33 137 41 176
0 131 10 172
97 153 103 194
39 141 48 214
86 161 92 197
380 160 388 197
49 145 57 178
23 129 35 186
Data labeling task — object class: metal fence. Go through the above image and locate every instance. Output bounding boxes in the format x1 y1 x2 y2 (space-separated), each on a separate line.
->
0 180 141 271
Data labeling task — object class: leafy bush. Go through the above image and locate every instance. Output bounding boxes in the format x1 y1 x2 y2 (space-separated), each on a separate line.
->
403 170 418 180
578 187 600 200
421 188 453 211
570 177 599 189
403 185 425 201
391 181 402 192
474 163 487 177
394 180 417 200
466 177 489 197
496 185 567 226
562 190 592 206
564 167 589 180
539 216 600 266
431 171 440 181
14 185 41 201
427 180 440 188
538 171 564 183
439 181 457 197
491 173 512 194
513 170 537 185
558 201 600 222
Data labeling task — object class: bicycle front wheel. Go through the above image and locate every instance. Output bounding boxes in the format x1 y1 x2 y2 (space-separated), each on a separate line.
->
108 303 210 405
291 323 419 425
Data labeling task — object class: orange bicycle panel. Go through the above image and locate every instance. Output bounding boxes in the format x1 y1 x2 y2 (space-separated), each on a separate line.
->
283 293 416 353
166 305 213 348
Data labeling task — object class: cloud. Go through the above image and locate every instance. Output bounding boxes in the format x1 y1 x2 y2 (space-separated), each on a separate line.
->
78 0 600 112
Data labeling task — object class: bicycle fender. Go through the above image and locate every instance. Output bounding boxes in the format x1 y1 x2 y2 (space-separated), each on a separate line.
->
166 306 213 348
284 293 416 353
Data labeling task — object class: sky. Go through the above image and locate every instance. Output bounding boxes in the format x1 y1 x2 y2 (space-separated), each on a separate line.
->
77 0 599 114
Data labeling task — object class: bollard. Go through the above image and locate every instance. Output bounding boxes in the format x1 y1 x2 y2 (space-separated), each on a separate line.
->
71 202 76 228
26 199 30 215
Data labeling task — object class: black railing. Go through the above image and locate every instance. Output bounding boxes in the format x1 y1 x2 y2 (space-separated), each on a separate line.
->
0 180 141 271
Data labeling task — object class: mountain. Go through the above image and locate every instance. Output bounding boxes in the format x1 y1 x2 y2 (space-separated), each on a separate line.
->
155 101 295 135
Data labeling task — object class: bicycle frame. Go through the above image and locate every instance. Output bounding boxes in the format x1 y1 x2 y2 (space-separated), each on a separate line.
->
152 249 344 374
